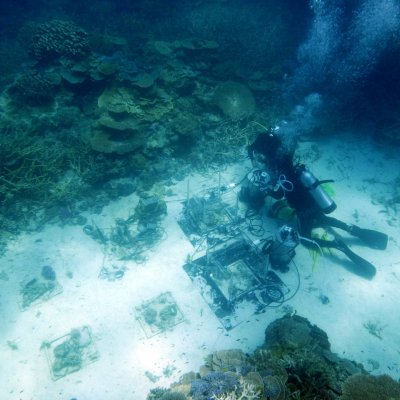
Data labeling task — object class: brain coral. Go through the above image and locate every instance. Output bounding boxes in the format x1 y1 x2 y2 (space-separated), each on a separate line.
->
8 70 61 105
213 81 256 121
22 20 89 62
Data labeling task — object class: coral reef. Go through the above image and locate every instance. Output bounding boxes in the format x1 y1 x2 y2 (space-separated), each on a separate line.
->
21 19 90 62
90 85 174 154
148 315 371 400
205 349 250 374
0 2 291 249
160 392 188 400
190 371 239 399
340 373 400 400
210 377 261 400
0 126 66 201
264 314 331 352
261 315 364 398
7 70 61 106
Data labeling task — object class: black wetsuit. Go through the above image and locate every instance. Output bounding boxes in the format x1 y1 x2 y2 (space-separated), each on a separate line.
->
246 135 350 249
242 133 387 278
274 158 348 249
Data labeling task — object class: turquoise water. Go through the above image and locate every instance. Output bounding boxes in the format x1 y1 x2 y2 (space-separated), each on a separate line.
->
1 1 399 399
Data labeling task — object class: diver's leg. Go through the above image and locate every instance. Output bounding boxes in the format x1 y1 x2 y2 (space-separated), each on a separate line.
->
300 234 376 278
317 215 388 250
298 214 377 278
316 215 350 231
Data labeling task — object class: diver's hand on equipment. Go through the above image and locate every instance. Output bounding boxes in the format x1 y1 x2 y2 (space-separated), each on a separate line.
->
247 169 272 192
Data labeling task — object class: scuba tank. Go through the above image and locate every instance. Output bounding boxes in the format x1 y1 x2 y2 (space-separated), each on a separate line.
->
298 166 337 214
262 225 300 272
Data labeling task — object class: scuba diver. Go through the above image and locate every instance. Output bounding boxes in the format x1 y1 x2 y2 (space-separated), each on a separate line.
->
239 131 388 279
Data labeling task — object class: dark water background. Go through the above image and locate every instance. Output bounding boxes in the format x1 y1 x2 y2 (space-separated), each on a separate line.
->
1 0 398 129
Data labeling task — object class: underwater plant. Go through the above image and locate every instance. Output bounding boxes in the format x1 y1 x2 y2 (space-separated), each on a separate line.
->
363 320 387 340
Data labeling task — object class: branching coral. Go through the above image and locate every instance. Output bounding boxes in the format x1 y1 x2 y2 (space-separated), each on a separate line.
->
211 378 261 400
0 125 97 208
363 320 387 340
0 127 65 201
263 375 287 400
188 120 255 171
190 371 239 399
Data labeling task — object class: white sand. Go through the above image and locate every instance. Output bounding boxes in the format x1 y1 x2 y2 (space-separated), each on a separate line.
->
1 135 399 400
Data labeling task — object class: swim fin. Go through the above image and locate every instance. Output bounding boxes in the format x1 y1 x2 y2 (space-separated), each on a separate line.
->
334 239 376 279
349 225 388 250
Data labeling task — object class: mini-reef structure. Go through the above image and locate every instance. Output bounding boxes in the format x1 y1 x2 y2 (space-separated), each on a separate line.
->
41 326 99 381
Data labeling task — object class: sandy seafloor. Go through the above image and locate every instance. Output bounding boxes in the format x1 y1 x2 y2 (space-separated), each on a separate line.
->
1 133 399 400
